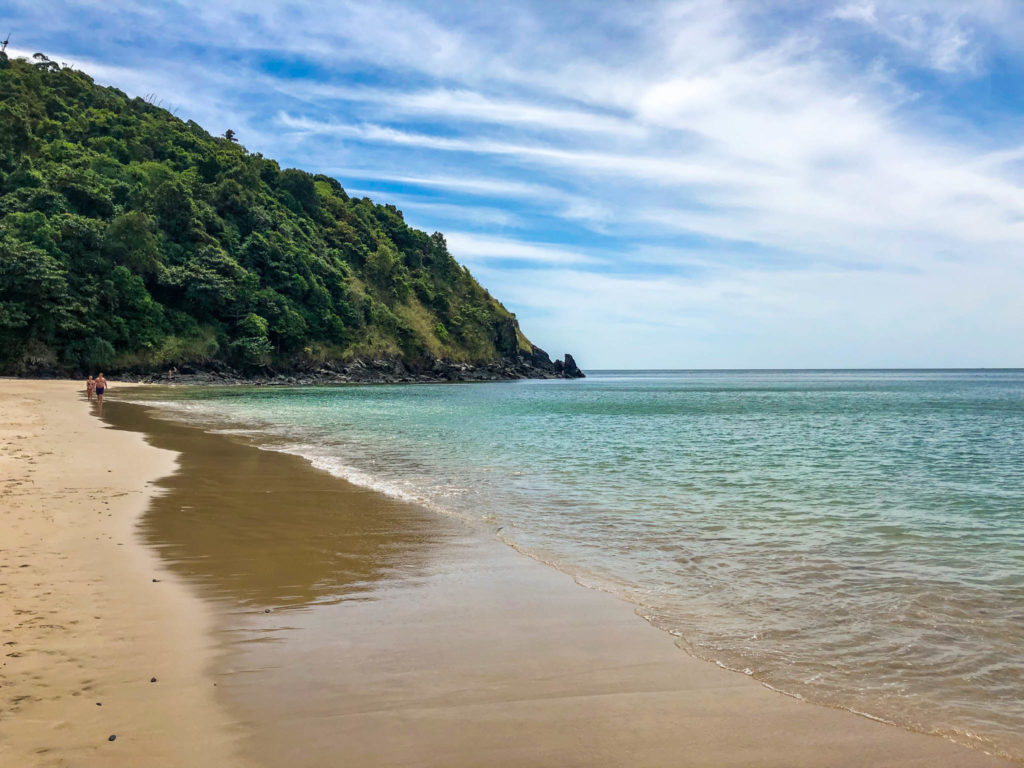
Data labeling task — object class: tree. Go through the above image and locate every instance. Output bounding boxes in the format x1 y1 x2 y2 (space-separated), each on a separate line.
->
0 238 73 345
277 168 319 215
104 211 160 274
151 179 195 240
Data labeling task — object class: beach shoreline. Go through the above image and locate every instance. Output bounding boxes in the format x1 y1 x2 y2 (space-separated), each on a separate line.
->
2 379 1018 767
0 380 247 768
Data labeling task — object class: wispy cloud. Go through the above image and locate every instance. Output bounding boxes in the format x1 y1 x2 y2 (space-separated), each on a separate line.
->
444 233 601 265
273 82 643 136
829 1 982 73
332 169 615 231
344 189 524 229
328 169 565 202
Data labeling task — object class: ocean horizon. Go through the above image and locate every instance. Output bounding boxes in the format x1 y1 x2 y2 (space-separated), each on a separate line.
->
588 368 1024 372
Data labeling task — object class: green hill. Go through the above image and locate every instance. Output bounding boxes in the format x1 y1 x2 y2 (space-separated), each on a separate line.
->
0 52 582 381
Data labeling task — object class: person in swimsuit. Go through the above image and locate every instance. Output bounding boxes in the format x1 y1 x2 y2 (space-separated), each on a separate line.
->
86 376 95 400
95 373 108 402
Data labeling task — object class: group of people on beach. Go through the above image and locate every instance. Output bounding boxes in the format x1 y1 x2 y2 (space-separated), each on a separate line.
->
85 373 108 402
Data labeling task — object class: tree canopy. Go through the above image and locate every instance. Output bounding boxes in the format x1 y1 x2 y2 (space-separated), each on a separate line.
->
0 52 535 375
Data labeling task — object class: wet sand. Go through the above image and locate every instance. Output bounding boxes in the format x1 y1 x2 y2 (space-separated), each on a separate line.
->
0 380 247 767
98 394 1016 767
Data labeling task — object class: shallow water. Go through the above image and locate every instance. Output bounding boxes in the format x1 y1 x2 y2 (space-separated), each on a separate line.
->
124 370 1024 759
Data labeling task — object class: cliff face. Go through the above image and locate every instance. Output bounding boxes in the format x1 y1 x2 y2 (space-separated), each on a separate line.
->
0 53 583 380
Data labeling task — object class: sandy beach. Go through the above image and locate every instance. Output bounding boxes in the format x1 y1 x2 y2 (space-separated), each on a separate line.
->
1 379 1017 767
0 380 247 767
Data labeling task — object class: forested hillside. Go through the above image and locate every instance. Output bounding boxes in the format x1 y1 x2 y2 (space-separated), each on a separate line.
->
0 52 581 380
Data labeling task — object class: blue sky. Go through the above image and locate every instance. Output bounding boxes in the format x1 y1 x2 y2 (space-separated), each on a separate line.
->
7 0 1024 367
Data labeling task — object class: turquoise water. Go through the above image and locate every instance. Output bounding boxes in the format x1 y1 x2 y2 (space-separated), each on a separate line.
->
127 371 1024 759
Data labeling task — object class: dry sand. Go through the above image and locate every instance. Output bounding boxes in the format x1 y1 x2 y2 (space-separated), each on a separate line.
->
1 379 1017 767
0 379 246 767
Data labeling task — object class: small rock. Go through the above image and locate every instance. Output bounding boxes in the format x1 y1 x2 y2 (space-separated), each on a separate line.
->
152 579 160 583
96 702 102 706
264 609 271 613
150 677 157 683
108 735 116 742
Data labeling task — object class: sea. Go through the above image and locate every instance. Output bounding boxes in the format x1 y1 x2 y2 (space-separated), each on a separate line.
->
123 370 1024 760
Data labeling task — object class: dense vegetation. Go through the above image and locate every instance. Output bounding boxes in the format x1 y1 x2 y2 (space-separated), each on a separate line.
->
0 52 549 377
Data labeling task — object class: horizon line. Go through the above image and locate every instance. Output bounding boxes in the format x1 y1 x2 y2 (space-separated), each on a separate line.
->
582 368 1024 373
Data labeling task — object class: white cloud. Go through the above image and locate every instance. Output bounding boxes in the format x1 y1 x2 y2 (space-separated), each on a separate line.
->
832 2 878 24
328 169 563 201
344 190 524 229
278 116 744 188
272 82 642 136
444 233 601 265
476 258 1024 368
828 1 995 74
282 99 1024 270
330 169 615 230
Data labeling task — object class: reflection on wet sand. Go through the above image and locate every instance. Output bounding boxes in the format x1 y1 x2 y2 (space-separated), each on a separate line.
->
99 400 1015 768
101 401 457 610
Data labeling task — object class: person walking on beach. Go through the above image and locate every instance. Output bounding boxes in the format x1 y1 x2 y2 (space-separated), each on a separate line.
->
95 373 108 402
86 375 95 400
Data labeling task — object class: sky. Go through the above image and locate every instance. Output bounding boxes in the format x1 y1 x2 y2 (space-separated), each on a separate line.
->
6 0 1024 368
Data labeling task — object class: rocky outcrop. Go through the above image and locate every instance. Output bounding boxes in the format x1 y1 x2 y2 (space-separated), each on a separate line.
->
562 353 584 378
493 318 521 358
116 351 585 386
515 345 585 379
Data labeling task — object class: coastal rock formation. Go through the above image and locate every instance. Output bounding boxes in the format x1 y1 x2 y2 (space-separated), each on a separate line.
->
562 353 584 378
120 349 584 386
